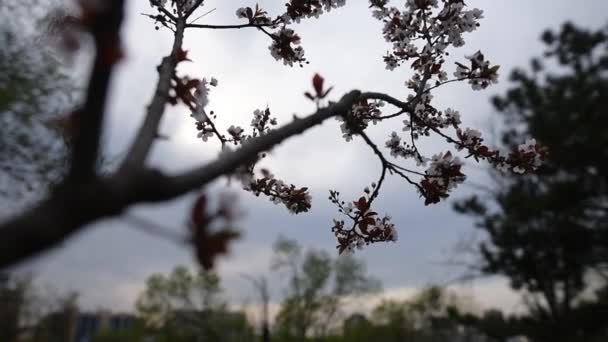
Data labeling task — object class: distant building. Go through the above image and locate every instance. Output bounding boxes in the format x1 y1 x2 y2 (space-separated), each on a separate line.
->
73 311 135 342
36 310 136 342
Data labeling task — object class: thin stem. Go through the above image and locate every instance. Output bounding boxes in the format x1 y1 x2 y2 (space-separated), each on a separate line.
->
124 214 188 244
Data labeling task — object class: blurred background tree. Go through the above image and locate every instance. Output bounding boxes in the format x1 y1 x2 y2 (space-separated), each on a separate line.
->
363 286 480 342
455 22 608 342
0 272 34 341
0 0 75 208
135 265 254 341
271 236 381 341
33 291 79 342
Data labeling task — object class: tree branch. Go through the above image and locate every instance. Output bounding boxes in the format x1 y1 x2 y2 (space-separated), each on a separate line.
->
120 18 187 171
185 22 274 30
69 0 125 181
0 90 361 268
165 91 361 196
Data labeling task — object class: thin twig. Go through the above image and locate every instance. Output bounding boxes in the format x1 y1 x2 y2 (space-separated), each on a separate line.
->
124 214 188 244
189 8 217 25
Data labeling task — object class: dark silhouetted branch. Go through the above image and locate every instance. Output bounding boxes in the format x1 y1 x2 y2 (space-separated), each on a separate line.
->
69 0 125 181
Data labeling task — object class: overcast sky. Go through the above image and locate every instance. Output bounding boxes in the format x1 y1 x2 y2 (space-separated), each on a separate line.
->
11 0 608 315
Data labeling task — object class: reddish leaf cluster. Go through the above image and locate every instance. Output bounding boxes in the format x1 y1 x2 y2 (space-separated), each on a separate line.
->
329 189 397 254
246 170 312 214
455 51 500 90
238 4 273 25
419 151 466 205
304 73 333 101
189 194 240 270
285 0 328 20
168 76 199 108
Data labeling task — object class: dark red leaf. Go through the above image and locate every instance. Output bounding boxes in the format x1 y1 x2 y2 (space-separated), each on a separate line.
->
312 73 324 97
354 197 368 211
194 229 240 270
175 48 191 62
191 194 207 227
185 79 201 89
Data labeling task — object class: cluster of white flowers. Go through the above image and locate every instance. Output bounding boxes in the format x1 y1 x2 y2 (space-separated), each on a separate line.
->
444 108 461 125
372 1 484 72
434 4 483 47
250 109 278 134
369 0 496 95
221 108 279 145
234 6 273 25
268 28 305 66
454 51 499 90
234 2 347 66
385 132 407 157
150 0 203 13
191 77 217 118
378 216 398 242
332 213 397 253
336 100 384 142
413 93 432 115
191 79 210 109
197 129 213 141
227 125 244 138
518 138 538 154
321 0 347 11
454 63 469 78
512 138 543 174
399 96 464 143
337 122 353 142
425 151 466 191
189 77 217 141
385 132 426 165
281 0 347 24
399 104 462 142
235 7 248 18
244 170 312 214
328 185 398 253
457 127 482 146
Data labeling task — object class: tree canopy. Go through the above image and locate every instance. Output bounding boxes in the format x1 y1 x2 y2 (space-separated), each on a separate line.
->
0 0 74 205
271 237 380 339
455 22 608 342
135 265 254 341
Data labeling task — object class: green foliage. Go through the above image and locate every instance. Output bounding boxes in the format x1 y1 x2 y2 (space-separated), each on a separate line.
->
32 292 79 342
0 273 32 342
136 265 225 324
0 0 73 203
367 286 469 342
135 265 254 341
455 22 608 342
271 237 381 340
